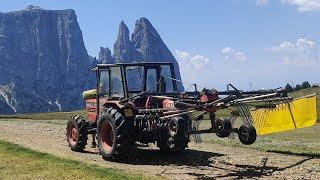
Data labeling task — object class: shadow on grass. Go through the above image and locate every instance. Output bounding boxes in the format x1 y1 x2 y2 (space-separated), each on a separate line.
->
79 144 316 179
130 148 224 167
214 157 314 179
266 149 320 158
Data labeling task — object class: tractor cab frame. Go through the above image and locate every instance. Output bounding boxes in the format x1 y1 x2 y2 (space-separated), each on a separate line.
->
86 62 179 122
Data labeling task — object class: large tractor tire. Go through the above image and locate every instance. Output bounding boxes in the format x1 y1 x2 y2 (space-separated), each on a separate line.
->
158 116 189 153
97 107 134 162
66 115 88 152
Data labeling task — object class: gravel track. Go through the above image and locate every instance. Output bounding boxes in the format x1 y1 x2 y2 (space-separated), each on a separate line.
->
0 119 319 179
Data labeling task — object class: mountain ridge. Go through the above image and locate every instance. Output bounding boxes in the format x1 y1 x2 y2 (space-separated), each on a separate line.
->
0 7 184 114
98 17 184 91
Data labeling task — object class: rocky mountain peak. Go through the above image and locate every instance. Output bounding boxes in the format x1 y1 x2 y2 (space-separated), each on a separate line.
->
25 5 42 10
133 17 158 37
113 21 140 62
118 21 130 38
99 47 113 64
98 17 184 91
131 17 170 61
128 18 183 91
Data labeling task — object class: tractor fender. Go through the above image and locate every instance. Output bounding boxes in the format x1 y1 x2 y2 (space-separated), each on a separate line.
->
103 101 134 118
103 100 125 109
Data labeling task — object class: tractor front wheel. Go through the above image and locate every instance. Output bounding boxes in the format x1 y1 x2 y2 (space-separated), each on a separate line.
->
97 107 134 162
66 115 88 151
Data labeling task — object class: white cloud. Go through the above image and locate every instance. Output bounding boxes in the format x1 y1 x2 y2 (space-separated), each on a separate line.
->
257 0 269 7
175 50 213 88
296 38 316 48
270 38 316 51
282 0 320 12
191 55 209 62
175 50 211 70
220 47 247 61
175 50 190 60
175 50 209 68
175 49 251 89
269 38 318 66
256 0 320 12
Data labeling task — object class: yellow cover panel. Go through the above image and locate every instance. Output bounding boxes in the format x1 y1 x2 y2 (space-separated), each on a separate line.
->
251 94 317 135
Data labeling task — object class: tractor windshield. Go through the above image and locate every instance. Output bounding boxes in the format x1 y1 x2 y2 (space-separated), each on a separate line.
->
109 66 124 97
126 66 144 92
146 68 157 92
160 65 174 93
96 63 177 99
99 70 109 97
125 64 176 95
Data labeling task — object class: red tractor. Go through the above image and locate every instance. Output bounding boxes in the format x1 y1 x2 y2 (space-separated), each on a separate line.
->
66 62 293 161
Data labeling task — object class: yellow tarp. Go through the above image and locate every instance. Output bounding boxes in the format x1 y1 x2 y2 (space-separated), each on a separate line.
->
251 94 317 135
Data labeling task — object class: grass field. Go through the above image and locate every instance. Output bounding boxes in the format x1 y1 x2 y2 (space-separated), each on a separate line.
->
0 110 86 120
0 140 146 180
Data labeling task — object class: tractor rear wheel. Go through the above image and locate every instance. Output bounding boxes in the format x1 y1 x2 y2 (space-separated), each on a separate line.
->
159 116 189 153
66 115 88 151
97 107 134 162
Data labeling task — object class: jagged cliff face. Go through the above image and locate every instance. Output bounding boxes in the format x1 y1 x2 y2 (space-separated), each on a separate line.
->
108 18 184 91
99 47 113 64
0 6 92 114
132 18 183 91
113 21 140 63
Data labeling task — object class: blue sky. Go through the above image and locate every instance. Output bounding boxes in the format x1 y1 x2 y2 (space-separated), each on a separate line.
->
1 0 319 90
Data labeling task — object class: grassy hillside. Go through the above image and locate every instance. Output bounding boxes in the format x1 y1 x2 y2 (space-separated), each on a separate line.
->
0 140 146 180
0 110 86 120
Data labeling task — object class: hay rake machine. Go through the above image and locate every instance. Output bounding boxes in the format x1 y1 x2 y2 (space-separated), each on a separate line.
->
66 62 317 161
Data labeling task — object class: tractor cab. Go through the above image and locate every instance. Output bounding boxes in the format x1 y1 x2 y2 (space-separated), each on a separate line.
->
83 62 178 122
95 62 177 98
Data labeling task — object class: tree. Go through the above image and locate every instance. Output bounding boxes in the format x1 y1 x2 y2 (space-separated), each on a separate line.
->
285 83 293 92
301 81 311 89
295 84 301 91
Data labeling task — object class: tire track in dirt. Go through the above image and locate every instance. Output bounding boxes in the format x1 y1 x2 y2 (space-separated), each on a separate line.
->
0 119 319 179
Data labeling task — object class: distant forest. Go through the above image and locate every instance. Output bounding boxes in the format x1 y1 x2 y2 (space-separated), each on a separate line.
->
284 81 318 93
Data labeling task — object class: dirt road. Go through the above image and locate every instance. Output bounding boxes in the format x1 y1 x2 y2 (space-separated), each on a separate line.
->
0 119 319 179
